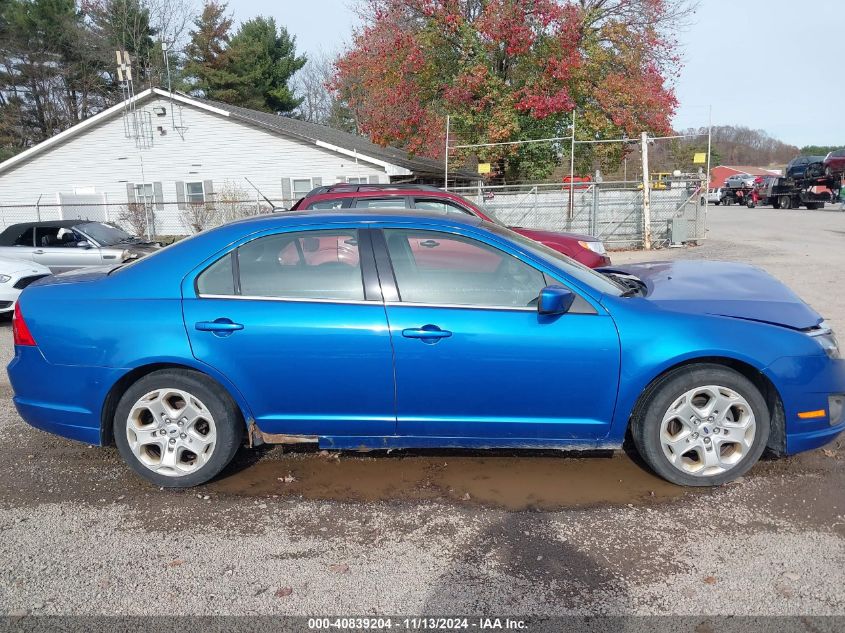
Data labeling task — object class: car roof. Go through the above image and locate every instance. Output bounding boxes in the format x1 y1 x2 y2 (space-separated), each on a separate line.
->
229 208 484 229
0 219 93 246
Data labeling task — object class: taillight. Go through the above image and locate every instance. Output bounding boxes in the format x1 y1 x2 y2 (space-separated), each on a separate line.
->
12 303 36 347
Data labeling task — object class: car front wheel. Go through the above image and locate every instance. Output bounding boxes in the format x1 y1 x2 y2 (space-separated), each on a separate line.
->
114 369 243 487
631 364 770 486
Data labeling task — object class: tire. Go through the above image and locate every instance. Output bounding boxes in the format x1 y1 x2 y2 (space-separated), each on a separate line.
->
113 369 244 487
746 198 755 208
779 195 792 210
772 199 781 209
631 364 770 487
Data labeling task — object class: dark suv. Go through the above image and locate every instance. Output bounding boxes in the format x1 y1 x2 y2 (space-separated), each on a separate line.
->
290 184 611 268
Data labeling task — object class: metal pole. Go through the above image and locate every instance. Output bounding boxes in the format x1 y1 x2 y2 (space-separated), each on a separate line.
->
36 193 42 222
568 111 576 222
705 105 713 195
641 131 652 249
444 115 450 190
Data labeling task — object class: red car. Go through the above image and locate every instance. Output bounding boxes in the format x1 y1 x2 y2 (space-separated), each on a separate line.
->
289 184 611 268
823 149 845 177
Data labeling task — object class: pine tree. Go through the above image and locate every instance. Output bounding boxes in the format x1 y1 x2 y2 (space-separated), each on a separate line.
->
183 0 233 98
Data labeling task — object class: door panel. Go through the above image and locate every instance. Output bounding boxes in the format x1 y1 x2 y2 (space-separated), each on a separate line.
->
183 299 395 436
184 228 395 437
385 305 619 439
379 227 620 440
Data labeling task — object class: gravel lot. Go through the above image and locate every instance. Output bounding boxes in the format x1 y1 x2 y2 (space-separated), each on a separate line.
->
0 205 843 617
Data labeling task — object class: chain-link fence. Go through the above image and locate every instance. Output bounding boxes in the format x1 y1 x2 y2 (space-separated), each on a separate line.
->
0 180 706 249
454 180 706 249
0 195 280 242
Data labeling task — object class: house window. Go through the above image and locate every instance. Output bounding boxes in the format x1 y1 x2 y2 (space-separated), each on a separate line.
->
292 178 312 197
135 183 154 205
186 181 205 205
347 177 368 184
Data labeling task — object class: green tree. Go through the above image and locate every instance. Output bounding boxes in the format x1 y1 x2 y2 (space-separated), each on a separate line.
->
218 17 306 113
183 0 234 97
800 145 841 155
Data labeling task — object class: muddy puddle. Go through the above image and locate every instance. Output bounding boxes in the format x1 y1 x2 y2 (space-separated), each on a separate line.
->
209 449 688 510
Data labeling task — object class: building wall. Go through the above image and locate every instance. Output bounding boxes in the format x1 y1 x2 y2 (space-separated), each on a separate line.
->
709 166 742 189
0 96 388 234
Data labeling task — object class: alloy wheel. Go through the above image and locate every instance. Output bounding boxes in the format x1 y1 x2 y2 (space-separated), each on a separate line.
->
126 388 217 477
659 385 756 477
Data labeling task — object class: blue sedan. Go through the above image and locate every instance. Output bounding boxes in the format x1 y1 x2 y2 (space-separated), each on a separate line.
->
7 210 845 487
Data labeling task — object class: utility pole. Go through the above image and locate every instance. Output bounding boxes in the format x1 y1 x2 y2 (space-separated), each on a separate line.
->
641 131 651 250
444 115 450 190
568 111 576 222
705 105 713 202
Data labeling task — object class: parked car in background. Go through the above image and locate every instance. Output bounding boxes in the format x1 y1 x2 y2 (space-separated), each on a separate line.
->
724 174 755 189
0 220 160 273
0 257 50 314
785 155 826 180
823 149 845 177
9 210 844 489
290 184 611 268
707 188 723 204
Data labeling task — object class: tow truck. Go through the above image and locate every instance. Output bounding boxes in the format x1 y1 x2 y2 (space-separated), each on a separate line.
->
724 173 841 210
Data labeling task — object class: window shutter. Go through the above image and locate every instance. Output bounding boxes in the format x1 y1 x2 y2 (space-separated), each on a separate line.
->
203 180 215 208
153 182 164 210
126 182 136 204
312 177 322 187
369 175 380 184
281 178 292 205
175 181 186 210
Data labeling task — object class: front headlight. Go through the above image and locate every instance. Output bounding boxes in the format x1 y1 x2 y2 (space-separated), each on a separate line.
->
578 240 607 255
0 275 10 284
809 322 840 359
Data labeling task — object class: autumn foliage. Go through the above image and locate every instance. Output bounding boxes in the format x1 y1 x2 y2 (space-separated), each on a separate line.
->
334 0 688 180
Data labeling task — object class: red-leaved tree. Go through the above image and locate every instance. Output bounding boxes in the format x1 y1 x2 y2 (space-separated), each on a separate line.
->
334 0 692 181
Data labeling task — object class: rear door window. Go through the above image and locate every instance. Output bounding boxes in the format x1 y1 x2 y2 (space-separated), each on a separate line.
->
354 197 409 209
198 230 365 301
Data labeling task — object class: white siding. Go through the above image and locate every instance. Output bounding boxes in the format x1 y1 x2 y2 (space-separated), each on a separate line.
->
0 96 388 234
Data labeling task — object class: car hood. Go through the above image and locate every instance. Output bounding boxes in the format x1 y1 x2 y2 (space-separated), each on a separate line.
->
510 227 597 243
0 256 50 275
601 260 823 330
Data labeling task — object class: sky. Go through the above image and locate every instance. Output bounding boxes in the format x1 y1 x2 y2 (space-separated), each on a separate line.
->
233 0 844 148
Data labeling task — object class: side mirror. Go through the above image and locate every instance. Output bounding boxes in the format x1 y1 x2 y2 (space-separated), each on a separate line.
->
76 240 92 249
538 285 575 315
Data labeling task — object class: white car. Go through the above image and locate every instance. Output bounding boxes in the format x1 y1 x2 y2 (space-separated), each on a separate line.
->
707 188 723 204
0 256 51 314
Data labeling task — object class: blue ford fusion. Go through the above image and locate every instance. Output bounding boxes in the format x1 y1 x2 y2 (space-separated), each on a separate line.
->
7 210 845 487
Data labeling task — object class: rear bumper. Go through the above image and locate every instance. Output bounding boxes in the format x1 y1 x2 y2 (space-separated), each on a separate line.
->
7 346 121 445
764 356 845 455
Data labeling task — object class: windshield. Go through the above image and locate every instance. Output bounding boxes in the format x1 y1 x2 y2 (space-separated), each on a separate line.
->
485 224 624 296
75 222 133 246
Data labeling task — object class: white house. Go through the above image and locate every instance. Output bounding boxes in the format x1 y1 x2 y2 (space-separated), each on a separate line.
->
0 88 476 235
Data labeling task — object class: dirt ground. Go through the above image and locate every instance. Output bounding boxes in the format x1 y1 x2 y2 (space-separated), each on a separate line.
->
0 205 843 616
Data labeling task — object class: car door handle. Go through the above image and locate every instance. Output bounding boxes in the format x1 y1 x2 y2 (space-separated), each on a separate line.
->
33 250 44 255
402 325 452 341
195 319 244 334
419 240 440 248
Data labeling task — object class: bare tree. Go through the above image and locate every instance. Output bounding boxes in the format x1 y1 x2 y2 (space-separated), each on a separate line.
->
117 203 151 236
292 51 358 132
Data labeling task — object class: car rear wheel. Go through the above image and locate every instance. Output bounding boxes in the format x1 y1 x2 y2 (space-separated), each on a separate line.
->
114 369 243 487
631 364 770 486
779 195 792 210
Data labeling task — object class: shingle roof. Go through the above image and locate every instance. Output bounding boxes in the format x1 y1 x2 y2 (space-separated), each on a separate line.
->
187 94 478 180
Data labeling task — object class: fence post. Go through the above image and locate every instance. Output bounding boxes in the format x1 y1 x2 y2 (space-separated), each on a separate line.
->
590 185 598 236
641 131 652 250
